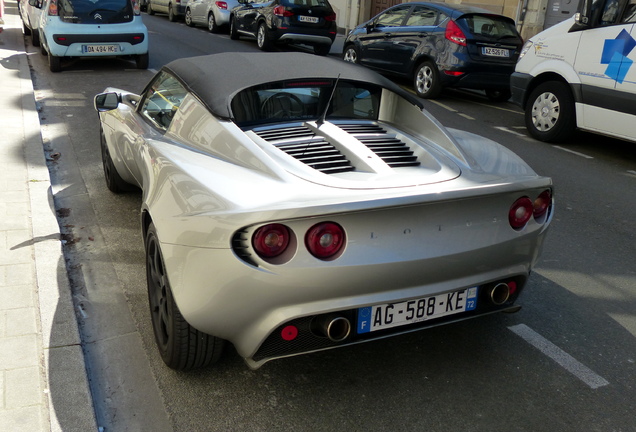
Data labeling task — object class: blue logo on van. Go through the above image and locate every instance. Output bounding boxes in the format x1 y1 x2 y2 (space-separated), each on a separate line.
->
601 29 635 83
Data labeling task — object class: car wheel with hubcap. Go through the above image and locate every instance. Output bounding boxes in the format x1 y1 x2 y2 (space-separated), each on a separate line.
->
525 81 576 143
147 0 155 15
257 22 271 51
168 4 177 22
185 8 194 26
342 45 359 63
207 12 219 32
413 60 441 99
145 222 225 370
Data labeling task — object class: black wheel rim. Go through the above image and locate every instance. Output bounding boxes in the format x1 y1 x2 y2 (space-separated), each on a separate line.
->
147 233 171 351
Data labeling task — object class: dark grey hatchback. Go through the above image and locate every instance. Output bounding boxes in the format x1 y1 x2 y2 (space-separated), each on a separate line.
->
343 2 523 101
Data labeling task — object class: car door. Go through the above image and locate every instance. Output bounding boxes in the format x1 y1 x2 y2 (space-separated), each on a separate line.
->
358 5 412 72
234 0 272 35
573 0 636 138
189 0 205 22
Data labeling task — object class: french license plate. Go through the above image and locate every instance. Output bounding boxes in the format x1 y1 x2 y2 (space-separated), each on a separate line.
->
298 15 319 23
82 44 119 54
482 47 509 57
357 287 478 334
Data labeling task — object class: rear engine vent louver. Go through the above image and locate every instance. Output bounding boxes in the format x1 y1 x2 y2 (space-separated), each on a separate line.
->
339 124 421 168
255 126 354 174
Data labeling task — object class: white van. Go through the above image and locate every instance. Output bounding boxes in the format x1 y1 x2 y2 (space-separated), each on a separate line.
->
511 0 636 143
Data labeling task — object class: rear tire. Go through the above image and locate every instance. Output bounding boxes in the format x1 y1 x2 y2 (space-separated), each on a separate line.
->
32 29 41 47
525 81 576 143
48 52 61 73
136 52 149 69
229 16 239 40
23 22 32 36
207 12 219 32
148 0 155 15
314 44 331 56
485 88 511 102
146 223 225 370
168 3 177 21
185 8 194 26
256 22 271 51
413 60 441 99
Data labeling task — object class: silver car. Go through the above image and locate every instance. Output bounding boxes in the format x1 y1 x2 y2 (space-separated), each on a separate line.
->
94 52 553 371
184 0 238 32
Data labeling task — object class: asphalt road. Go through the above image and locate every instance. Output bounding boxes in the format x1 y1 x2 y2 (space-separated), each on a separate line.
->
25 12 636 432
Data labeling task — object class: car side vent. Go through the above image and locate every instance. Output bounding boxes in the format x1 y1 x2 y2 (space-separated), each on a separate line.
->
339 124 421 168
232 229 257 267
254 127 354 174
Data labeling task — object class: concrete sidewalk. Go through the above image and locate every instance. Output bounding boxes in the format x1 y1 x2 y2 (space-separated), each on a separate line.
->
0 1 97 430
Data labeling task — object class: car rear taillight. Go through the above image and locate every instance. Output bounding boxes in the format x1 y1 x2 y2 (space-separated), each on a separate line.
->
215 1 228 10
48 0 59 16
274 5 294 17
533 189 552 221
324 13 336 21
509 197 533 230
253 224 290 258
305 222 345 260
445 20 466 46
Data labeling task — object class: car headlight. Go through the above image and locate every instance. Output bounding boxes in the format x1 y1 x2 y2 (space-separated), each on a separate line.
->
518 40 533 60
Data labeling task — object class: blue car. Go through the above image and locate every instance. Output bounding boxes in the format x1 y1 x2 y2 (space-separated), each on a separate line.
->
343 2 523 101
39 0 149 72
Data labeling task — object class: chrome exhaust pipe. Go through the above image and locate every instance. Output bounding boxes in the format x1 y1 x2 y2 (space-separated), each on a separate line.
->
490 283 511 305
314 315 351 342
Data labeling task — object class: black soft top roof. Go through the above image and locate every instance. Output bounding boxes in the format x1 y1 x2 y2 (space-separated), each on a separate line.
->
162 52 425 120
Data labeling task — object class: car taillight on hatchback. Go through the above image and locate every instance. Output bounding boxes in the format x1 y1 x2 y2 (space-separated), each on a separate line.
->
273 5 294 17
215 1 228 10
445 20 466 46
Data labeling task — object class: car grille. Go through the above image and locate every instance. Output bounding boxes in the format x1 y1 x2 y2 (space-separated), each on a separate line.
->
252 122 420 173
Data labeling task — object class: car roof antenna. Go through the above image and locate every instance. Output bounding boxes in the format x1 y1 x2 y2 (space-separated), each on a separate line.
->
317 74 340 128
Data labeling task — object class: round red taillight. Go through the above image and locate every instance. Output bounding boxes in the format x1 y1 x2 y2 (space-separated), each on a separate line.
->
533 189 552 221
305 222 345 260
252 224 290 258
509 197 533 230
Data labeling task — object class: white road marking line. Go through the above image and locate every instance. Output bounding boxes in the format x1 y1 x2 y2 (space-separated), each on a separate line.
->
627 170 636 176
458 113 475 120
428 99 458 112
553 145 594 159
509 324 609 389
495 126 526 137
148 68 159 74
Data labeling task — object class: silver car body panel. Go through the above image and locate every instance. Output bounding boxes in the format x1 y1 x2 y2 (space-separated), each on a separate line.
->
97 55 552 368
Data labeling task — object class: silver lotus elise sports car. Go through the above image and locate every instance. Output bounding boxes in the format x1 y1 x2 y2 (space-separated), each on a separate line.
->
94 52 553 370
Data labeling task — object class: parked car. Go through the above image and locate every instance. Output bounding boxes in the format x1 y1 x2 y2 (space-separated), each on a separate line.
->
94 51 553 371
343 2 524 101
39 0 149 72
19 0 43 46
147 0 186 21
184 0 239 32
229 0 336 55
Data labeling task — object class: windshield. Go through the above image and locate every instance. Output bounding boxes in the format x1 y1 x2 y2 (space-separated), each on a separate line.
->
57 0 134 24
231 79 382 127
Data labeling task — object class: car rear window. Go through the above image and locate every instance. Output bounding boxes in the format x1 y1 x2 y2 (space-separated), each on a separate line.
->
57 0 135 24
457 14 520 40
281 0 331 7
231 79 381 126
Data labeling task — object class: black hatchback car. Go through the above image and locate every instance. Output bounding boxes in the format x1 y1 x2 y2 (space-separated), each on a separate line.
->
230 0 337 55
343 2 523 101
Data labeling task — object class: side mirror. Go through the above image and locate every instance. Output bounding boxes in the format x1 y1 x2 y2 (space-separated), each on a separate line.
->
94 92 121 112
28 0 41 8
